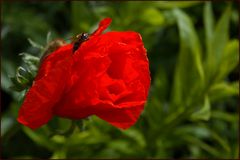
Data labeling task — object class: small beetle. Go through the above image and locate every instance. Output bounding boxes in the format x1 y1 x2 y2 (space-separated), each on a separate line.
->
72 33 89 53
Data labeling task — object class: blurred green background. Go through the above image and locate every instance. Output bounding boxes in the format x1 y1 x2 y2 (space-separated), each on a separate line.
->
1 1 239 159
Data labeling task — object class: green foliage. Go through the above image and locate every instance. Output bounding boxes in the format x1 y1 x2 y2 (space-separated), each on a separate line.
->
1 1 238 159
171 8 204 107
9 40 42 92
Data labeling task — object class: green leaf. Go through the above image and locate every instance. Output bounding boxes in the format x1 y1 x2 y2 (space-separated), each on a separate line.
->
191 96 211 121
27 38 44 50
171 8 204 106
204 2 215 57
209 81 239 102
122 128 146 148
212 5 231 61
216 39 239 81
205 5 231 83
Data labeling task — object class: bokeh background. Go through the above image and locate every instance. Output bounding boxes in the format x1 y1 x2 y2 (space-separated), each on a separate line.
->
1 1 239 159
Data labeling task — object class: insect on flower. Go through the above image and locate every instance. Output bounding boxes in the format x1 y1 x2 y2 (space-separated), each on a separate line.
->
40 33 89 64
71 33 89 53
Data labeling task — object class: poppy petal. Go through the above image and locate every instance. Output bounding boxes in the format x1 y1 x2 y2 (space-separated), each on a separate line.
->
96 104 144 129
91 17 112 36
54 31 150 129
17 45 73 129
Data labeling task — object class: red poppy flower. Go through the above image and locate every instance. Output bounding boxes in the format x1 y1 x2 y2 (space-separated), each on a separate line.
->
17 18 151 130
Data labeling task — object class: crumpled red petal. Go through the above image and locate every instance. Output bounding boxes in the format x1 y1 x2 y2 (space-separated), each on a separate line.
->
17 17 150 130
17 44 73 129
53 31 150 129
